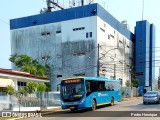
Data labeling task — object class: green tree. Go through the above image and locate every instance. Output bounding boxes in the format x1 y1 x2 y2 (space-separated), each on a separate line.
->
6 85 15 96
45 83 51 92
10 53 51 91
122 90 125 98
9 53 49 77
9 53 32 68
132 76 139 88
125 80 131 87
15 88 26 113
6 85 26 112
37 83 47 110
131 75 139 96
37 83 46 92
26 81 37 94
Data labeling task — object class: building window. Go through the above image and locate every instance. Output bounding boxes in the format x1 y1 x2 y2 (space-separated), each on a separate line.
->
86 33 88 38
73 27 85 31
41 32 50 36
90 32 92 37
18 81 26 90
108 35 110 40
0 87 7 92
110 34 114 38
100 28 105 32
73 73 85 76
86 32 92 38
119 40 122 43
32 20 37 24
73 52 85 56
56 30 61 33
139 53 142 56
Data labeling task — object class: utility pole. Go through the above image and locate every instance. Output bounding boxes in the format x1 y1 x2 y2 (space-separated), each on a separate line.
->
130 66 133 97
114 64 116 79
97 44 100 77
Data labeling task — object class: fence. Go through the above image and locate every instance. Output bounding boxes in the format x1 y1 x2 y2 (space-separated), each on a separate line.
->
0 91 60 111
0 92 10 110
121 87 138 97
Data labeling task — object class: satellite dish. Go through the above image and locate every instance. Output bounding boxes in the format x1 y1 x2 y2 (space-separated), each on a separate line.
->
40 8 48 14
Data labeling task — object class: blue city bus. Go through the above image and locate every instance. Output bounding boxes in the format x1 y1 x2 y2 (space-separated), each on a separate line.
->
60 77 122 112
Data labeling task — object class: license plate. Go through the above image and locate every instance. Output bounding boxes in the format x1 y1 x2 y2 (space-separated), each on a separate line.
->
70 107 75 109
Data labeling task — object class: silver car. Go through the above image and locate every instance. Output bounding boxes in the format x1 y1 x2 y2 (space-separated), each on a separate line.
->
143 91 160 104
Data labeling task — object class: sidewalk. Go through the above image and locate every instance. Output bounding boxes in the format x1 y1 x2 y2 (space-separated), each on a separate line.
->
0 97 143 120
122 96 142 101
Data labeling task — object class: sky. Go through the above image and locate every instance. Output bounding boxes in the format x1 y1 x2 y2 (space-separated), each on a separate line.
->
0 0 160 77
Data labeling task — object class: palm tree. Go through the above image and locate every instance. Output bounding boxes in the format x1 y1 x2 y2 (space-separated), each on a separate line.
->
6 85 15 95
15 88 26 113
6 85 15 110
37 83 46 110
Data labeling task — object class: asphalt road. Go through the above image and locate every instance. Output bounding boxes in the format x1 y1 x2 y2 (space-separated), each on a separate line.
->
16 97 160 120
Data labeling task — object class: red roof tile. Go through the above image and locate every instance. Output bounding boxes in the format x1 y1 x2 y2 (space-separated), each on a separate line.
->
0 68 49 80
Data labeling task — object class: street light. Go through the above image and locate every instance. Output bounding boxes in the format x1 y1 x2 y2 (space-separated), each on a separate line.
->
87 44 119 78
98 46 119 79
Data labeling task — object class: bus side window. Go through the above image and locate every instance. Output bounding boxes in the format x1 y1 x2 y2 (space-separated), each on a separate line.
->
99 82 106 91
106 86 111 91
111 85 114 91
86 81 91 96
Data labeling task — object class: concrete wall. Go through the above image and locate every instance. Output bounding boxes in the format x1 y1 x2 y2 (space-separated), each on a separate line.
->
121 87 137 97
97 17 134 86
11 16 97 91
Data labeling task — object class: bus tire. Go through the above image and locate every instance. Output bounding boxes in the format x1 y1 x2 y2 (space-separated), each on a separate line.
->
110 97 114 106
92 100 96 110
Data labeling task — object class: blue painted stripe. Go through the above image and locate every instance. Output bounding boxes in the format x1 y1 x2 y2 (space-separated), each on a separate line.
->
10 3 134 41
10 4 97 30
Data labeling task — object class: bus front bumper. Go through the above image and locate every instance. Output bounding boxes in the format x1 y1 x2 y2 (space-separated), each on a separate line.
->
61 99 88 109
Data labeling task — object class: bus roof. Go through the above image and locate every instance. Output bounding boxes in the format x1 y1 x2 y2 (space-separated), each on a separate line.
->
63 77 120 82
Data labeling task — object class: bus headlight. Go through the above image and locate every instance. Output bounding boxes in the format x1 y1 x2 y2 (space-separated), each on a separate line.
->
80 98 85 103
61 101 65 105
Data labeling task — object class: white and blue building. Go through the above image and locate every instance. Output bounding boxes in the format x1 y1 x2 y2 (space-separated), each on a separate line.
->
10 3 155 91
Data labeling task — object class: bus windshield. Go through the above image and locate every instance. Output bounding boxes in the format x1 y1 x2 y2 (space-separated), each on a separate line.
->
61 79 84 102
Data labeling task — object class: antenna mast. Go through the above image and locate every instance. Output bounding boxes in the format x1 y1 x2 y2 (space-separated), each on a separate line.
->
47 0 64 12
81 0 84 6
142 0 144 20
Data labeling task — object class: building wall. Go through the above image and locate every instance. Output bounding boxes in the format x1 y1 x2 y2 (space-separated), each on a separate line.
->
150 24 156 89
10 3 134 90
135 20 155 88
97 17 134 86
11 16 97 91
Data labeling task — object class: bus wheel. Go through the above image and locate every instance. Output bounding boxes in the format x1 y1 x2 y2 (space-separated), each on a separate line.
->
92 100 96 110
110 98 114 106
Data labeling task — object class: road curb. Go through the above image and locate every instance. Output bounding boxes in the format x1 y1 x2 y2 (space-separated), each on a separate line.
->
122 97 142 101
41 107 63 115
